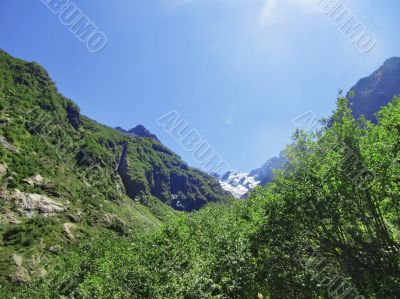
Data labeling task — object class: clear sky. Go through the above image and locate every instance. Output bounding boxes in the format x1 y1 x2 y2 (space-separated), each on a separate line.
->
1 0 400 172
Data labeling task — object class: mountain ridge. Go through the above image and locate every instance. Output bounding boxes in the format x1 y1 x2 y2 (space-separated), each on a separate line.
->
348 56 400 122
0 49 231 284
116 125 160 142
218 57 400 197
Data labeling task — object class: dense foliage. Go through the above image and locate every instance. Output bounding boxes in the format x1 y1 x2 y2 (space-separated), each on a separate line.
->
1 50 399 298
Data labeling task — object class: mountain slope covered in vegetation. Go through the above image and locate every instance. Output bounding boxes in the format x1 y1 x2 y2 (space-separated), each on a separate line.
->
9 94 400 298
0 50 230 288
1 50 400 298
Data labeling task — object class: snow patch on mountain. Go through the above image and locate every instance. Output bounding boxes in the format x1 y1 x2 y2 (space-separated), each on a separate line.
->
215 153 287 198
217 172 260 199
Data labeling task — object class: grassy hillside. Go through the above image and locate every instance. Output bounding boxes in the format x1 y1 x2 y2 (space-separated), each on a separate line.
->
0 50 230 289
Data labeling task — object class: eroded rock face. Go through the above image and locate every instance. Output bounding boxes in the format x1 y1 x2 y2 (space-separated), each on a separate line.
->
0 190 67 217
66 102 81 129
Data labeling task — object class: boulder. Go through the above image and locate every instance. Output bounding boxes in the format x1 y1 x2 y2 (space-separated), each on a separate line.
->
12 253 23 267
0 163 7 178
12 266 31 284
11 253 31 284
0 135 18 153
63 223 77 240
68 214 81 223
22 178 34 187
32 174 44 185
22 174 47 188
0 190 67 217
48 245 62 254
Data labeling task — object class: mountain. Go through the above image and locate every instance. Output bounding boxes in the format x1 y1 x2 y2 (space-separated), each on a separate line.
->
219 58 400 197
0 50 229 213
116 125 160 142
217 152 286 198
216 171 260 198
249 152 287 185
348 57 400 122
0 50 231 284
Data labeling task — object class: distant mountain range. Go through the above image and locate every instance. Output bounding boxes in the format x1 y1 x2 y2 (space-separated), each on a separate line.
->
215 153 286 198
218 57 400 197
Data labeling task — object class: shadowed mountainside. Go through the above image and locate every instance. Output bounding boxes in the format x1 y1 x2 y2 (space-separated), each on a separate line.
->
348 57 400 122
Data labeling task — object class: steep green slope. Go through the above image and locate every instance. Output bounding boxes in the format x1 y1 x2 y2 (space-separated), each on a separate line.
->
9 95 400 299
0 50 230 286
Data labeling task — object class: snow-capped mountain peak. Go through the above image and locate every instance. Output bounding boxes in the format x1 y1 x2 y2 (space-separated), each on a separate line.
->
217 171 260 198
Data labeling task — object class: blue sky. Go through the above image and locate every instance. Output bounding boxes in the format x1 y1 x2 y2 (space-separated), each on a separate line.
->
1 0 400 172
